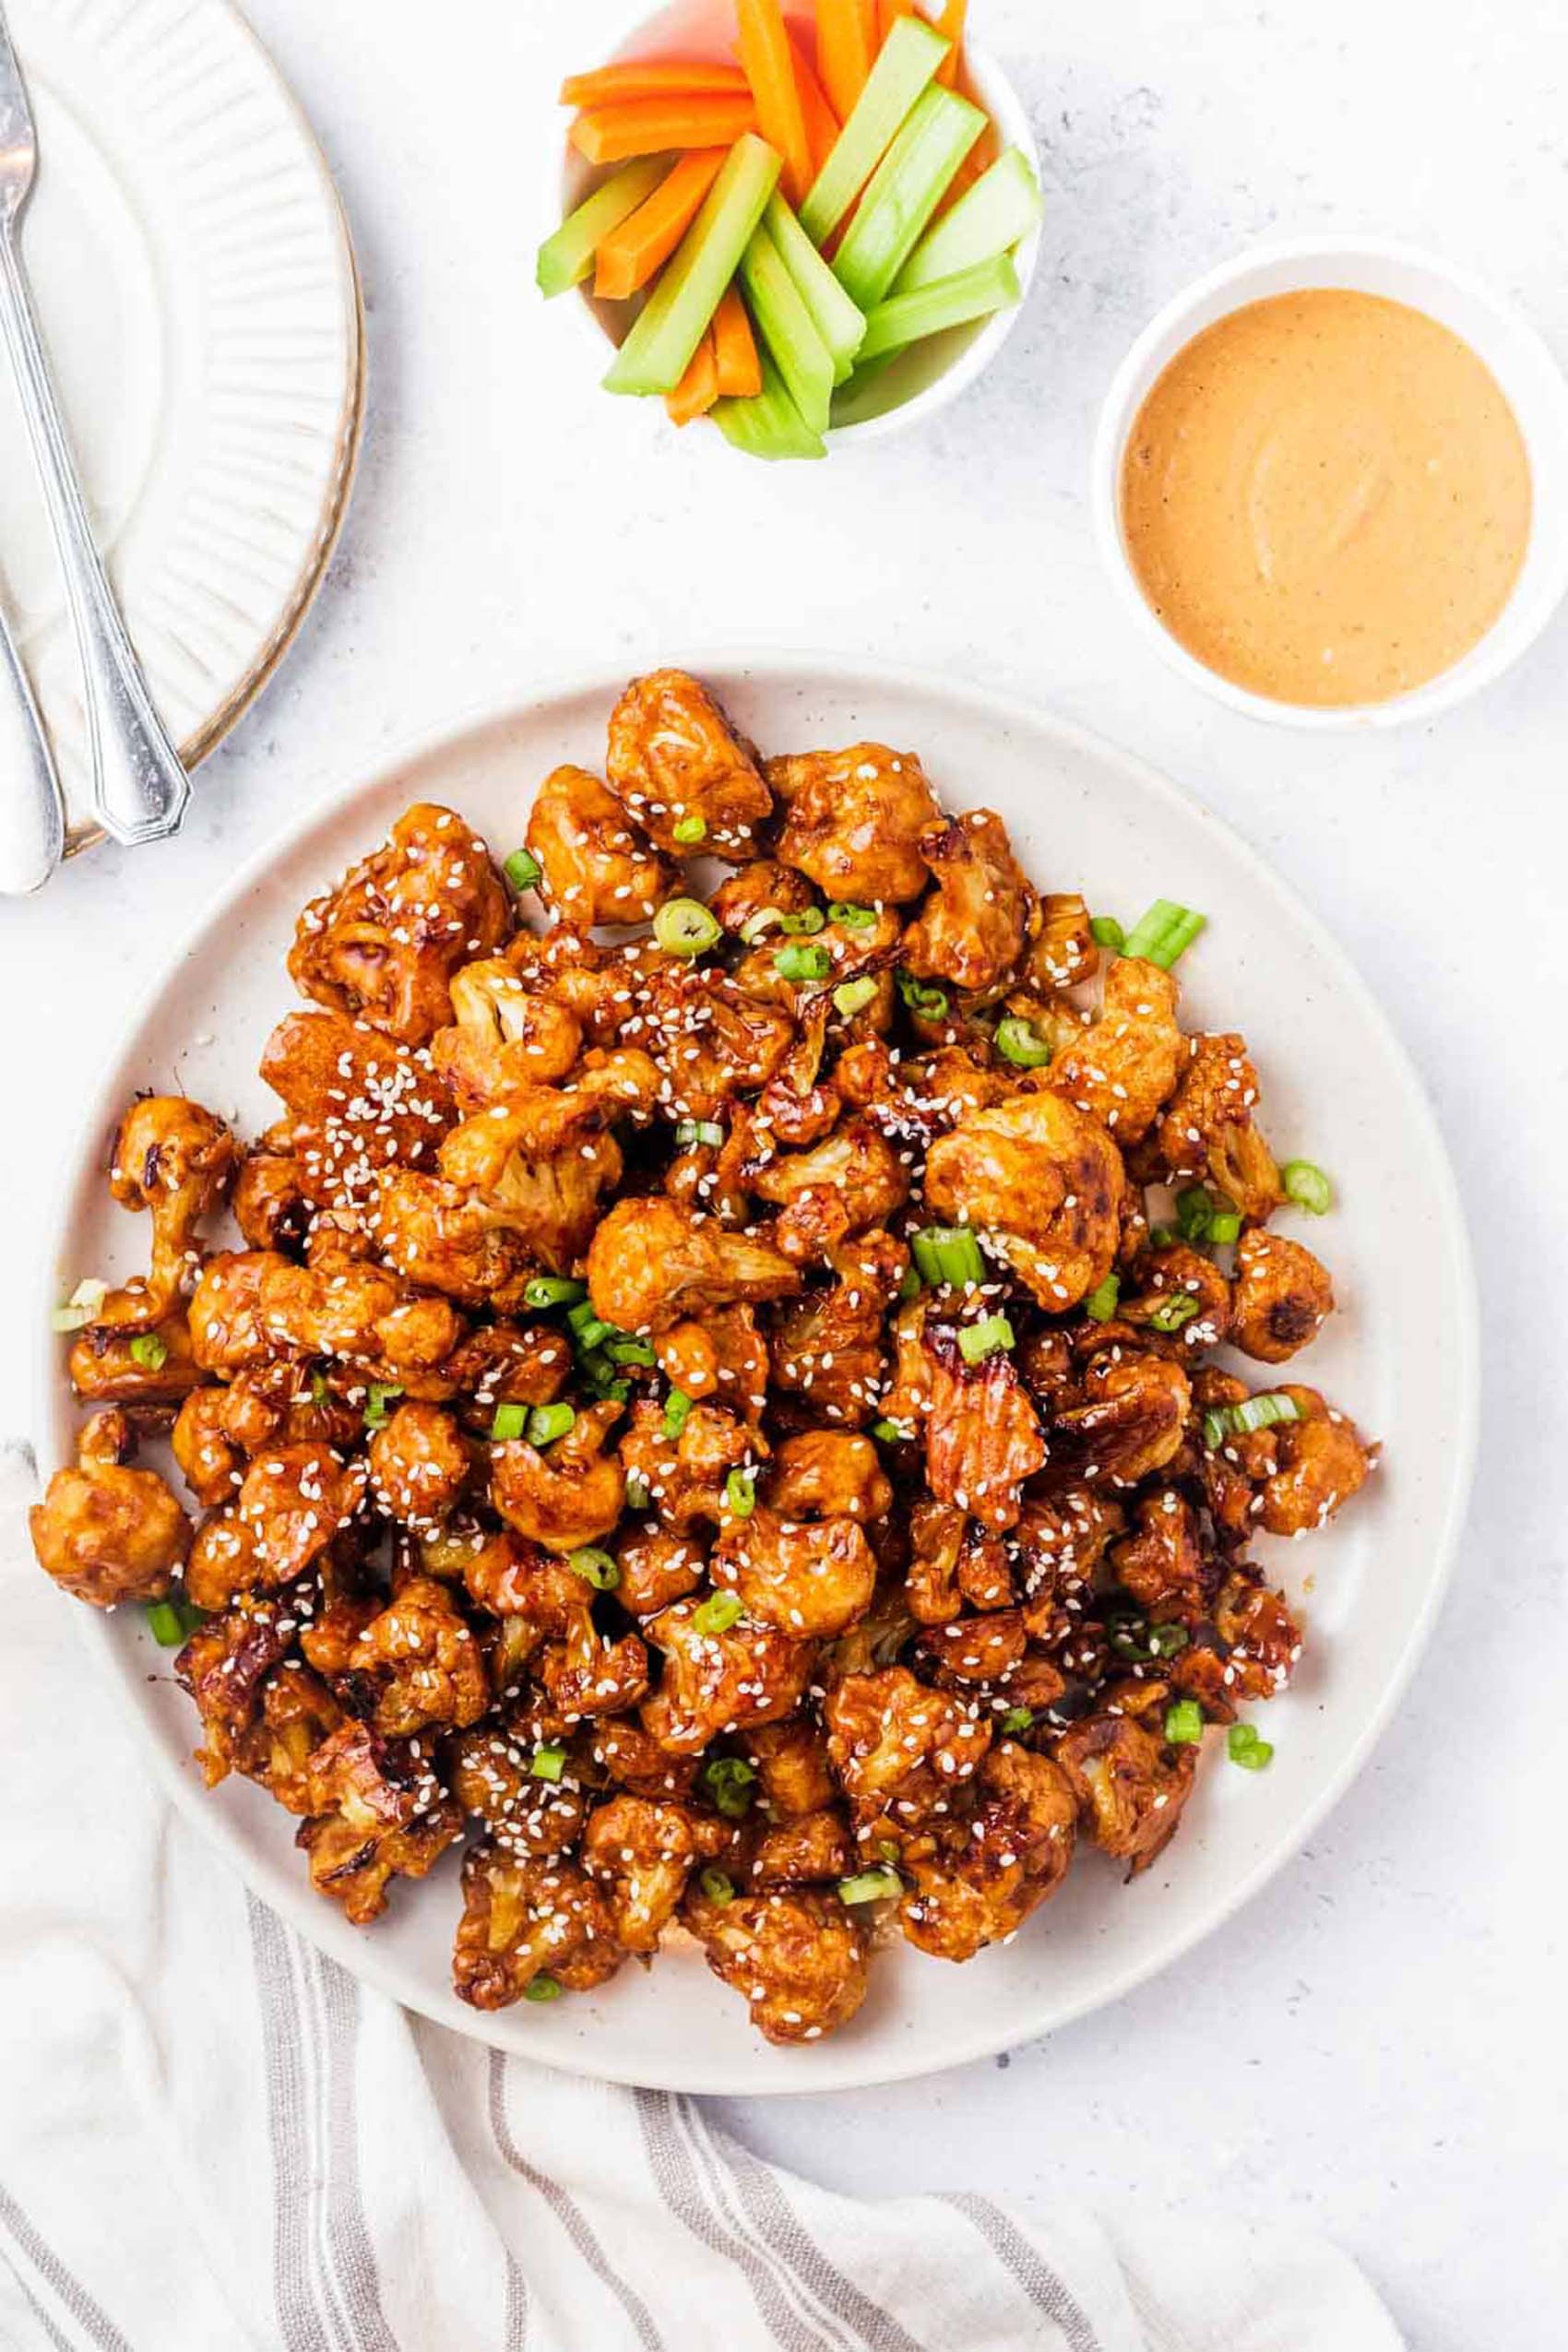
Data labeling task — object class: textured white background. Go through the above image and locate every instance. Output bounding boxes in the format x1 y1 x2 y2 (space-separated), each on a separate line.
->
5 2 1565 2344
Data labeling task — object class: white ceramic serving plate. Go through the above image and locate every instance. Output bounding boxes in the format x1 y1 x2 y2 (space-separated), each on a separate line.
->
4 0 363 845
34 657 1477 2096
1092 236 1568 730
556 0 1042 447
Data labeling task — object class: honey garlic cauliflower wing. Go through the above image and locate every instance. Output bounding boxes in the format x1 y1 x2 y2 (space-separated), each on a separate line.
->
682 1883 869 2044
711 1505 878 1639
1055 1700 1196 1876
453 1846 622 2007
621 965 795 1123
289 802 510 1045
235 1663 343 1814
1155 1033 1282 1222
605 670 771 861
445 1717 588 1857
924 1091 1123 1311
175 1589 297 1786
769 742 942 904
768 1230 909 1425
107 1095 237 1320
641 1596 814 1753
1250 1385 1375 1537
901 810 1036 994
766 1431 892 1525
366 1400 476 1526
436 1089 624 1275
823 1667 992 1834
256 1256 464 1389
260 1009 455 1212
1229 1229 1334 1363
587 1197 800 1336
900 1742 1078 1962
1044 958 1183 1144
749 1118 911 1258
298 1720 462 1924
369 1168 541 1312
30 1412 191 1608
921 1333 1046 1535
1046 1351 1191 1487
526 763 675 927
491 1400 626 1554
347 1575 490 1737
429 959 583 1108
1170 1572 1303 1715
234 1442 369 1590
67 1313 204 1408
581 1794 726 1954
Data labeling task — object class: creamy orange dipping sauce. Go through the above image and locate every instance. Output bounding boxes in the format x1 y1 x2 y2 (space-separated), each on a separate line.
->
1120 289 1532 707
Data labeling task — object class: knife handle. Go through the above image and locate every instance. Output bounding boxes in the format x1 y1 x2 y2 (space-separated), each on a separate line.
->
0 226 189 848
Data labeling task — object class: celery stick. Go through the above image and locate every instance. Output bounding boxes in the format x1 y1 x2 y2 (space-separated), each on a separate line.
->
713 350 826 460
857 252 1021 362
800 15 949 247
894 148 1043 294
738 220 834 434
763 195 865 385
831 87 985 312
536 159 670 298
604 135 781 396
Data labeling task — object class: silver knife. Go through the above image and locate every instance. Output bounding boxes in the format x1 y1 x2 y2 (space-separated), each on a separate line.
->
0 5 190 851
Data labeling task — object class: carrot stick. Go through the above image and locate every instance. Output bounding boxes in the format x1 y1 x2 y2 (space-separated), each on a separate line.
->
930 0 967 86
665 328 720 423
815 0 875 122
787 31 840 178
560 61 749 108
733 0 814 207
593 150 728 300
876 0 919 45
569 94 757 165
713 283 763 396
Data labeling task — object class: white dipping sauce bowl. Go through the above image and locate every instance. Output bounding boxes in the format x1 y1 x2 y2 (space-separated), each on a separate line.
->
1091 237 1568 729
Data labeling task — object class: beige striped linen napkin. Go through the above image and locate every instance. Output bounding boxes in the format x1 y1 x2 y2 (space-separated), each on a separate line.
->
0 1450 1403 2352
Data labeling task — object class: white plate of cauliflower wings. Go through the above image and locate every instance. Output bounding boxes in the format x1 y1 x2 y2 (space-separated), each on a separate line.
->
30 658 1476 2093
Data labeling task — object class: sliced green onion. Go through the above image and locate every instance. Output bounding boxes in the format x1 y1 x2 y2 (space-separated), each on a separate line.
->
897 1265 922 1301
700 1755 757 1818
526 1402 576 1447
1085 1274 1121 1323
1000 1705 1035 1735
51 1277 107 1333
1202 1391 1304 1448
672 814 707 846
1089 915 1125 952
568 1308 616 1352
1175 1185 1214 1241
363 1382 402 1430
871 1416 912 1443
625 1472 651 1514
490 1402 529 1442
1281 1159 1333 1215
524 1276 587 1310
1227 1721 1275 1771
655 897 722 957
1147 1622 1190 1658
1123 898 1206 971
1208 1210 1242 1246
1107 1609 1157 1662
1146 1292 1201 1333
579 1357 632 1407
524 1973 563 2002
146 1599 185 1647
129 1333 169 1371
896 968 949 1018
699 1867 735 1906
837 1865 903 1905
310 1371 330 1408
569 1546 620 1591
606 1336 657 1367
530 1744 567 1782
828 901 877 930
693 1590 744 1636
739 905 786 944
910 1225 984 1289
994 1014 1051 1070
723 1468 756 1519
504 847 542 892
674 1118 725 1148
957 1313 1015 1365
774 941 831 983
661 1388 693 1440
833 976 879 1017
778 906 826 935
1164 1700 1205 1745
1147 1223 1182 1248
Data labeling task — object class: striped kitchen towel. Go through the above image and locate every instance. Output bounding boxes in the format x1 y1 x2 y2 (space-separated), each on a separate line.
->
0 1449 1403 2352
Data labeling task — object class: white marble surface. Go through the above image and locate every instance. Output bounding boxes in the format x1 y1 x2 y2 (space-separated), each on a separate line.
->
6 0 1565 2342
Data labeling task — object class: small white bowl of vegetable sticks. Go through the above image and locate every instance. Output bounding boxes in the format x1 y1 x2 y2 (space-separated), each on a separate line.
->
537 0 1044 457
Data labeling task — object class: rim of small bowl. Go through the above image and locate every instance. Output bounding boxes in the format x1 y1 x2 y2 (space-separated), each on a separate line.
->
1090 233 1568 730
552 20 1042 450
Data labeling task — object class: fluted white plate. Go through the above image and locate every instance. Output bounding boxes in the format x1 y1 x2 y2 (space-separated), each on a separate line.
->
2 0 362 846
35 659 1477 2093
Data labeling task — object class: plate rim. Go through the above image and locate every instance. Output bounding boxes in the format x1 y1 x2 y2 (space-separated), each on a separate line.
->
31 649 1480 2094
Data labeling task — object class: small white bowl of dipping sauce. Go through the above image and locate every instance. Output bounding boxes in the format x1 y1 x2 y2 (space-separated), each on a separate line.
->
1092 238 1568 727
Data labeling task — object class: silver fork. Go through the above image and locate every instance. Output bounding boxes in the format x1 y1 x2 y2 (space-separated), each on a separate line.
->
0 5 190 854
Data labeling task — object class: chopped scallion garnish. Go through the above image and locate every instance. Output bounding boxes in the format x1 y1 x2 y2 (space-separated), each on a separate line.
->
1123 898 1206 970
957 1312 1015 1364
1085 1274 1121 1323
569 1546 620 1591
504 847 542 892
526 1402 576 1447
1089 915 1125 952
1208 1210 1242 1245
897 1265 922 1301
896 968 949 1018
774 941 831 982
700 1755 756 1817
1281 1159 1333 1215
1227 1721 1275 1770
871 1416 912 1443
739 905 785 944
524 1973 563 2002
1146 1292 1201 1333
50 1277 107 1334
524 1276 587 1310
606 1336 656 1367
723 1468 756 1518
530 1744 567 1782
994 1015 1051 1069
363 1382 402 1430
837 1865 902 1905
129 1332 169 1371
832 977 879 1017
672 814 707 845
490 1402 528 1442
661 1388 693 1440
625 1472 651 1514
910 1225 984 1289
1000 1705 1035 1735
778 906 826 935
1175 1185 1214 1241
1164 1700 1204 1745
674 1118 725 1148
145 1599 185 1647
654 897 722 956
693 1590 744 1636
699 1867 735 1905
1147 1622 1190 1658
1202 1391 1303 1447
828 902 877 930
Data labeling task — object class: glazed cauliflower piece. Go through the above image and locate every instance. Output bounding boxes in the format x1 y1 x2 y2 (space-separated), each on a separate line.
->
823 1667 992 1835
232 1442 370 1589
453 1846 622 2007
710 1505 878 1639
298 1720 463 1924
1044 958 1183 1144
1046 1351 1191 1487
901 810 1036 994
587 1197 800 1336
899 1742 1078 1962
605 670 771 861
924 1091 1123 1311
525 762 674 928
429 958 583 1108
682 1883 869 2044
445 1715 589 1857
618 1398 756 1535
766 1431 892 1525
769 742 942 904
346 1575 490 1737
640 1595 815 1754
921 1332 1046 1535
750 1118 911 1255
1155 1032 1282 1222
581 1793 727 1954
1229 1229 1334 1363
29 1412 191 1608
435 1088 624 1276
260 1008 456 1212
367 1401 475 1527
1249 1385 1375 1536
174 1588 298 1786
491 1400 627 1554
105 1095 237 1322
768 1230 909 1425
368 1168 540 1312
1055 1696 1197 1876
67 1313 204 1408
620 964 794 1123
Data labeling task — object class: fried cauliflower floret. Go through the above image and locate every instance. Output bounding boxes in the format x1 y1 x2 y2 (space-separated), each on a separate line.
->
232 1143 314 1253
1155 1033 1282 1222
618 1399 754 1534
255 1255 465 1389
924 1091 1123 1311
1028 893 1098 992
67 1312 204 1407
902 810 1036 993
1055 1703 1196 1876
1047 1350 1191 1487
683 1883 868 2044
106 1095 237 1320
232 1442 369 1590
914 1610 1028 1691
621 964 795 1122
749 1118 911 1256
174 1589 296 1784
768 1230 909 1425
922 1335 1047 1534
711 1505 878 1639
708 857 819 937
526 762 674 928
491 1400 626 1554
1118 1241 1230 1351
235 1663 343 1813
440 1320 573 1420
587 1197 800 1336
30 1413 191 1608
1170 1572 1303 1715
298 1720 462 1925
366 1401 474 1526
823 1667 992 1832
260 1009 455 1211
368 1168 540 1312
581 1794 727 1954
436 1089 624 1276
1112 1489 1212 1622
172 1384 248 1505
453 1845 622 2007
615 1526 707 1617
1251 1385 1374 1536
346 1575 490 1737
429 958 583 1109
445 1717 588 1856
769 742 941 904
186 1250 283 1375
1229 1229 1334 1363
744 1715 837 1816
1045 958 1183 1144
900 1742 1078 1961
289 802 509 1046
605 670 771 861
640 1596 814 1753
766 1431 892 1525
